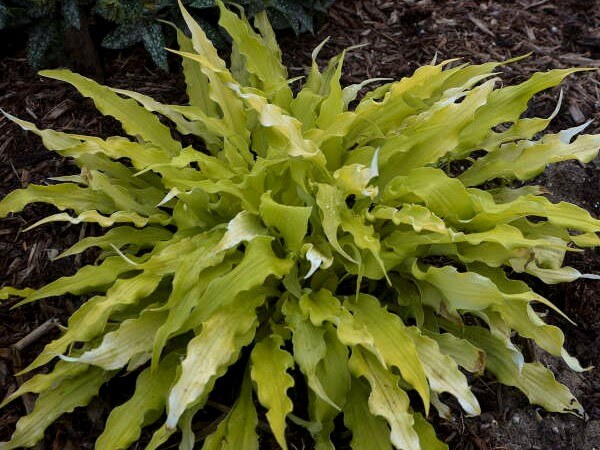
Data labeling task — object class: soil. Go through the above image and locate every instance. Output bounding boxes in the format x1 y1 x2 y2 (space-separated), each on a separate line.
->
1 0 599 449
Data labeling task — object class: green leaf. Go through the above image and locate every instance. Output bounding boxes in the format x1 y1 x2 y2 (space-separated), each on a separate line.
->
260 192 312 252
405 327 480 415
0 366 110 450
171 49 250 150
348 347 421 450
175 27 219 116
26 20 57 69
343 377 393 450
102 24 142 49
299 289 343 326
15 256 132 307
25 272 163 372
109 89 207 138
2 112 172 168
272 0 313 33
380 77 496 177
316 183 356 262
466 190 600 233
250 334 295 450
460 126 600 185
142 22 168 71
307 323 351 449
410 262 505 311
214 211 267 251
57 226 172 259
27 209 170 229
178 0 227 72
68 309 167 370
316 50 345 129
284 298 338 409
95 354 179 450
0 183 116 218
454 68 588 155
1 360 88 408
231 84 326 164
202 368 259 450
39 70 182 156
182 236 293 329
347 294 430 412
0 3 7 30
290 38 328 130
473 264 583 371
217 1 291 102
0 287 34 300
151 239 231 367
166 293 262 427
425 332 486 374
462 326 582 414
348 62 455 144
413 412 448 450
383 167 475 222
179 402 205 450
145 424 176 450
0 110 78 150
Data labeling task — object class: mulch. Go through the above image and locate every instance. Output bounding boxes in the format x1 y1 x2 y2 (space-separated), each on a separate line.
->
0 0 599 448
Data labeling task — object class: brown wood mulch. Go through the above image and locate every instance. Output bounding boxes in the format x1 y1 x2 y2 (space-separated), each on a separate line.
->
1 0 599 448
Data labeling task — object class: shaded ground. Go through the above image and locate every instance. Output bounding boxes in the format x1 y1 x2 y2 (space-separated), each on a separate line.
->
1 0 599 449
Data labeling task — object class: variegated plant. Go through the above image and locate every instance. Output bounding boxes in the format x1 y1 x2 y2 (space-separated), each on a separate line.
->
1 1 599 448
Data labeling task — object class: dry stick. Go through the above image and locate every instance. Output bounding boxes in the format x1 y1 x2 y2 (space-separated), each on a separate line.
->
467 15 495 38
524 0 552 10
12 319 58 352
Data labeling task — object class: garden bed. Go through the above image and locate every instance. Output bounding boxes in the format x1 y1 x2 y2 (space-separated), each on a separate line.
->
0 0 598 448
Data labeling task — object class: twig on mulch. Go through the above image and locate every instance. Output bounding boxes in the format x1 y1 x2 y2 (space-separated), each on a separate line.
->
12 318 58 352
523 0 552 10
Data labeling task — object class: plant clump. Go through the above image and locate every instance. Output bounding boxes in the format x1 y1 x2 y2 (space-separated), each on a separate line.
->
1 1 599 449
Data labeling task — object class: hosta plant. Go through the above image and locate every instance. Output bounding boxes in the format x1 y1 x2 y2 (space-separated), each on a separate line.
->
1 2 600 449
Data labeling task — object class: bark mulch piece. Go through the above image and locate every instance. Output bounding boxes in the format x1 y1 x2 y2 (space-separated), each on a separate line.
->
1 0 599 449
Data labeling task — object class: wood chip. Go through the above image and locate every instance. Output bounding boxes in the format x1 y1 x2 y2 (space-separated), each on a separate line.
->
559 54 600 67
569 103 586 124
468 15 496 38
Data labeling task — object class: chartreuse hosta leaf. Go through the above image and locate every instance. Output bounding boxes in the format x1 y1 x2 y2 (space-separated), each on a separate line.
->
251 333 295 449
343 377 394 450
202 368 259 450
0 1 598 449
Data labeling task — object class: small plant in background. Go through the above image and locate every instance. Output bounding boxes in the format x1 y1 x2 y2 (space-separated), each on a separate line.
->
0 0 84 69
189 0 333 33
0 0 333 70
1 1 599 448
